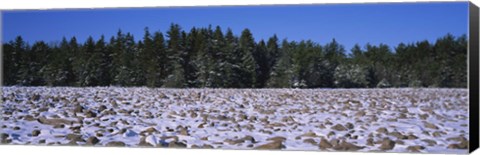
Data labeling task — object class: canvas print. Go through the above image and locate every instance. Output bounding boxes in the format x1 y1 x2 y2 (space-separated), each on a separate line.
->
1 2 471 154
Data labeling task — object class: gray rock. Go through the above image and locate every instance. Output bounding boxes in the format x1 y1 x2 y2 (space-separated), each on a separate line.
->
86 136 100 145
379 138 396 150
32 130 41 137
106 141 126 147
254 141 285 150
168 141 187 148
319 138 333 149
331 124 347 131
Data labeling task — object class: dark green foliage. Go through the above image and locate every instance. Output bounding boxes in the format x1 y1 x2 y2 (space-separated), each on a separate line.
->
238 29 257 88
2 24 467 88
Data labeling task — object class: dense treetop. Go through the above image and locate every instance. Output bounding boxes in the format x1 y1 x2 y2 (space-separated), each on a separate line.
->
2 23 467 88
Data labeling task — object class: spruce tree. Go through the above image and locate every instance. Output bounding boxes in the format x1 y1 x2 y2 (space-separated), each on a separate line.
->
238 28 257 88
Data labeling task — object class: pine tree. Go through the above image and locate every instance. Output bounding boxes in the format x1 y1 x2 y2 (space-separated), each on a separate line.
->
253 40 269 88
165 23 185 87
238 28 257 88
206 26 227 87
28 41 50 86
223 28 241 88
322 39 346 87
79 36 98 86
184 27 200 87
267 39 295 88
3 36 27 85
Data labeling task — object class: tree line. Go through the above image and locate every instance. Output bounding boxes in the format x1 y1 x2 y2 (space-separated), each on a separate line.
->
2 24 467 88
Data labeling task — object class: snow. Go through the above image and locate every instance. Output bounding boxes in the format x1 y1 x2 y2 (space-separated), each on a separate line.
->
0 87 469 154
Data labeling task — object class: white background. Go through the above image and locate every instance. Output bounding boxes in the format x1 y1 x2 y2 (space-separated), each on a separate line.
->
0 0 479 155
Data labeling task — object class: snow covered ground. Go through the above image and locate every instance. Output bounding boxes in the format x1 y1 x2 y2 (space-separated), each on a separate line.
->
0 87 469 154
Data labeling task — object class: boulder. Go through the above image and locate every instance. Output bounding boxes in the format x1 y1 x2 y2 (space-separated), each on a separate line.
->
106 141 126 147
331 124 347 131
345 123 354 130
267 136 286 142
376 127 388 134
319 138 333 149
86 136 100 145
333 140 365 151
168 141 187 148
254 141 285 150
303 138 317 145
424 122 439 130
379 138 396 150
407 145 425 152
32 130 41 137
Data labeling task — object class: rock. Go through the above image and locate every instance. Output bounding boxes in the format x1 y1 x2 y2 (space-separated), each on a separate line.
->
395 140 405 145
355 111 366 117
13 126 21 130
98 105 108 112
138 136 153 147
327 131 336 138
447 136 467 142
366 138 374 146
225 139 245 145
330 138 340 146
407 145 425 152
32 130 41 137
1 133 9 139
39 139 46 144
1 138 12 144
407 134 418 140
344 133 351 138
331 124 347 131
398 113 407 119
38 107 48 112
241 135 256 143
389 131 407 139
387 118 398 122
424 122 439 130
53 124 65 129
37 117 76 126
319 138 333 149
106 141 126 147
86 136 100 145
418 114 429 120
85 111 97 118
319 124 326 129
178 127 189 136
345 123 354 130
267 136 287 142
73 105 84 113
203 144 214 149
379 138 396 150
197 123 205 128
168 141 187 148
333 140 365 151
432 131 445 137
376 127 388 134
421 139 437 146
24 115 36 121
66 134 84 142
140 127 157 135
303 138 317 145
96 133 104 137
447 140 468 149
254 141 285 150
301 131 317 137
351 135 358 139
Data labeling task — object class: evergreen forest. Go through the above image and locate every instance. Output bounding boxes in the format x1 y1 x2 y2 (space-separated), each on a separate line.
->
2 24 468 88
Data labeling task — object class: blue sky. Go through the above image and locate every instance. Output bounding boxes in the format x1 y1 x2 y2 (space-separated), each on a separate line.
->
2 2 468 51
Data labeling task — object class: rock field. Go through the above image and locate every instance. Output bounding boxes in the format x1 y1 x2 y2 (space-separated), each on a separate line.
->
0 87 469 153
